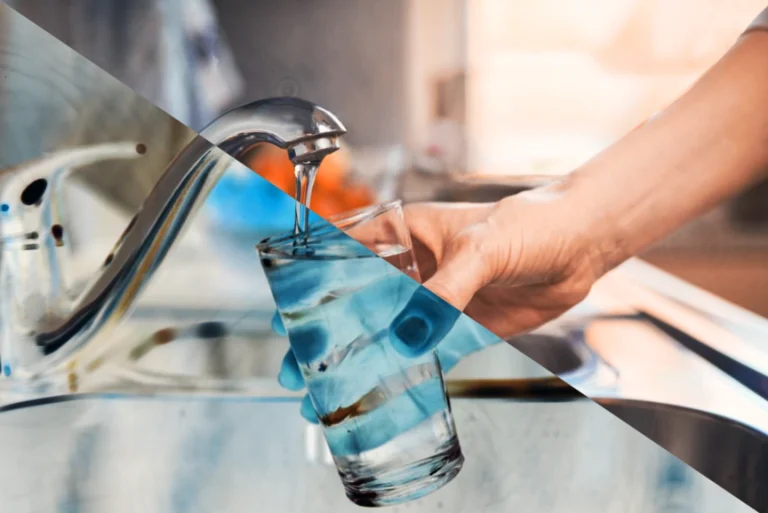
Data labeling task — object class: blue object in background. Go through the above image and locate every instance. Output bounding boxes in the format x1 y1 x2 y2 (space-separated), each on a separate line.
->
204 163 323 242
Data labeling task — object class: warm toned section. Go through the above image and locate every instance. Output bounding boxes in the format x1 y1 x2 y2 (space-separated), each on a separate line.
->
465 0 767 176
244 144 375 217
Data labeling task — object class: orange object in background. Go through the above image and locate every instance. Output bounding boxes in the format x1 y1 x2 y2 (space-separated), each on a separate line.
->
244 143 375 217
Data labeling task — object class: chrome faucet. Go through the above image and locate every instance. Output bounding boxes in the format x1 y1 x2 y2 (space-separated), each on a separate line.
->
0 97 346 384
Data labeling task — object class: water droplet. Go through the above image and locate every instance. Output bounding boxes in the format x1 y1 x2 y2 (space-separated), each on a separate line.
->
153 328 176 345
68 372 78 392
21 179 48 206
51 224 64 241
195 322 228 339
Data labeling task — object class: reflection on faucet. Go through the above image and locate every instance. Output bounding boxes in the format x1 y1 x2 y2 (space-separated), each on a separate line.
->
0 98 346 390
0 143 142 379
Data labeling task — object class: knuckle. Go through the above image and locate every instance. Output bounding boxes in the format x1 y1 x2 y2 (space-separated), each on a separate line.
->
452 226 488 256
448 223 500 278
425 280 462 309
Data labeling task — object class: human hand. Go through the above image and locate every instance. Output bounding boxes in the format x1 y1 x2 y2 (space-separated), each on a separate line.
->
270 185 607 423
390 187 610 354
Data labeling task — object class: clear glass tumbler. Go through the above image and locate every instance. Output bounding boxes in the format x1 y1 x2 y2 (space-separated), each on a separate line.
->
257 200 463 507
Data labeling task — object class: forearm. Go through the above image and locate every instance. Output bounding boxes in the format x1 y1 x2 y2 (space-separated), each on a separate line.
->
562 29 768 272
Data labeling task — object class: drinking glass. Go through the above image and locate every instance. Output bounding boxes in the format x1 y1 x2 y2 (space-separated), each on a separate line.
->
257 200 463 507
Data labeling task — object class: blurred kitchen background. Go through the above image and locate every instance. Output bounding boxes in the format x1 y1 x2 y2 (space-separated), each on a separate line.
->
3 0 768 316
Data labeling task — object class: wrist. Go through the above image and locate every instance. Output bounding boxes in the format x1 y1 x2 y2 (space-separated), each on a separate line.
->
540 171 634 278
556 30 768 275
507 176 628 283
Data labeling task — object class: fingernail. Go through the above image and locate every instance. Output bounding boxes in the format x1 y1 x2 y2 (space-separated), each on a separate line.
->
389 287 461 358
301 395 320 424
277 351 305 391
391 315 433 357
289 323 328 364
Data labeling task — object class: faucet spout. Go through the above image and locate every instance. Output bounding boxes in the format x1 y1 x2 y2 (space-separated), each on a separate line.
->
205 97 346 165
9 97 346 380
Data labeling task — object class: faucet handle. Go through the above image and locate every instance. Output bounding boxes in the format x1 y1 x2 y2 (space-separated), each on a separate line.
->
6 98 348 388
0 142 143 219
0 143 143 379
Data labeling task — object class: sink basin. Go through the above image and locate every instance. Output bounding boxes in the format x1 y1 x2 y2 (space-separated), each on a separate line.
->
430 175 553 203
121 321 286 383
506 334 589 376
598 398 768 512
55 316 768 513
118 322 592 390
0 396 753 513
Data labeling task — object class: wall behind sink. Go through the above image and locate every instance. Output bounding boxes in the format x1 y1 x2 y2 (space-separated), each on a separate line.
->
213 0 409 149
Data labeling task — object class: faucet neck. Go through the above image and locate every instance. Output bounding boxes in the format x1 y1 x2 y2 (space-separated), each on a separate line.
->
8 98 346 381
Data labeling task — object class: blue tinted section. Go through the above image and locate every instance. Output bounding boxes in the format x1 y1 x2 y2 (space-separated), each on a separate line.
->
203 164 322 239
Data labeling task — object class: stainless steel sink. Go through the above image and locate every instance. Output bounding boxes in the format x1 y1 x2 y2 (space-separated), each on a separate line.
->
116 321 597 400
0 395 755 513
506 334 589 376
599 398 768 512
121 320 286 383
9 312 764 511
428 175 554 203
444 333 596 401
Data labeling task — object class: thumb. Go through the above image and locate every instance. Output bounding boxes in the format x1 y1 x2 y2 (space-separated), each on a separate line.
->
390 227 495 358
423 226 495 312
